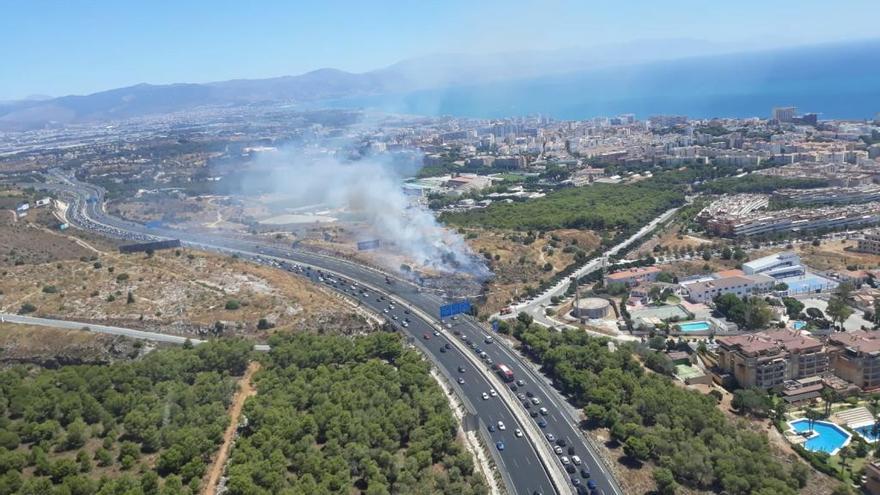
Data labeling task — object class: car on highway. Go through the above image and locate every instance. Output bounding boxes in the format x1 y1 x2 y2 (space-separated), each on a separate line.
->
530 397 541 405
444 343 451 349
457 377 465 384
560 456 570 465
458 366 466 373
556 437 567 447
516 379 526 386
539 407 548 416
439 346 446 353
497 421 506 430
545 433 555 442
489 389 497 397
496 441 505 451
571 477 581 487
422 333 430 340
517 393 526 401
571 455 582 465
433 330 440 336
580 468 590 478
587 480 597 490
481 392 489 400
554 446 563 455
515 428 523 438
488 424 495 432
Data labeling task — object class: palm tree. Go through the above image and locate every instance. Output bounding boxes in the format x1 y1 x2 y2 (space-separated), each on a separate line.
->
821 388 838 418
805 407 822 434
838 445 852 477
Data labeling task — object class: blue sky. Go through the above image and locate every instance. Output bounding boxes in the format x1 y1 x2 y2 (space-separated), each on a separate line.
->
2 0 879 100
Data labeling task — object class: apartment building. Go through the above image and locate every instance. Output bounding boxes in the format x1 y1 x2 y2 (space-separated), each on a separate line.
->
828 331 880 391
856 231 880 255
716 330 828 389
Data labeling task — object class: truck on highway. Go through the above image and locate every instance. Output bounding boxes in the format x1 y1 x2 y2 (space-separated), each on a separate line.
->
497 363 514 382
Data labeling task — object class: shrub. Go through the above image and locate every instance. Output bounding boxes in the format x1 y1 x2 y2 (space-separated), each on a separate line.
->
225 300 241 310
18 303 37 314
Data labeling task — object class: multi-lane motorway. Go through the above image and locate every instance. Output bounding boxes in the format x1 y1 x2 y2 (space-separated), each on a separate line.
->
40 170 622 495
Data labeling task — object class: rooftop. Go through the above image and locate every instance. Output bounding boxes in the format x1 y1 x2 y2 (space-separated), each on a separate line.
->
718 329 823 355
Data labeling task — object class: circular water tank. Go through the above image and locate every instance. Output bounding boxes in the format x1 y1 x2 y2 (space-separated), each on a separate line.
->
573 297 611 319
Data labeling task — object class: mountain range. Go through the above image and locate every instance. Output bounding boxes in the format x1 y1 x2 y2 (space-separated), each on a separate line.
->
2 38 878 129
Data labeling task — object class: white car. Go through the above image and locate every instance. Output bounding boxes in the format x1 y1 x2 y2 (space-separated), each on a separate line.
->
497 421 506 431
554 446 563 455
515 428 523 438
481 392 489 400
489 389 497 397
572 455 582 465
560 456 570 465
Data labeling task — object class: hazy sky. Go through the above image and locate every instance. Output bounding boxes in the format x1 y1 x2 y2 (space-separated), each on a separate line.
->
3 0 879 100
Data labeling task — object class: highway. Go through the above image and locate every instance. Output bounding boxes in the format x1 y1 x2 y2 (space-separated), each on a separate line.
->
39 170 623 495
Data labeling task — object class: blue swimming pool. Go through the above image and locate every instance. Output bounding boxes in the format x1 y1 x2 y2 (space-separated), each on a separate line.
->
679 321 711 333
789 418 851 454
855 424 880 443
792 320 806 330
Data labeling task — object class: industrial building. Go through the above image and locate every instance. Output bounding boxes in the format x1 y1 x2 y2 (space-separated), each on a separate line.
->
572 297 612 320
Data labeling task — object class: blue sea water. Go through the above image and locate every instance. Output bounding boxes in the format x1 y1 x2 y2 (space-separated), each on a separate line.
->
322 40 880 120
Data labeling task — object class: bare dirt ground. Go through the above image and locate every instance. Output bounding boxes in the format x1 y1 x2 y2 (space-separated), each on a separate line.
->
0 207 102 266
0 243 370 340
631 225 717 260
786 239 880 271
108 194 271 233
201 361 261 495
464 228 601 313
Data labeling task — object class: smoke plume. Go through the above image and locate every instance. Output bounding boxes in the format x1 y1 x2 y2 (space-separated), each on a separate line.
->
243 148 491 279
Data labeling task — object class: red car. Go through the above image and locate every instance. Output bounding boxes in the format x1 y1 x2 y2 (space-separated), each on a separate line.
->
422 333 431 340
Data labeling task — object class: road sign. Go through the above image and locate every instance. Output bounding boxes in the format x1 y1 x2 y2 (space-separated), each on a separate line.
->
440 300 470 318
357 239 380 251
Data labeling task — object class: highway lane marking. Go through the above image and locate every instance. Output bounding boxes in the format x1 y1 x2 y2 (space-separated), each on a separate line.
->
64 182 574 495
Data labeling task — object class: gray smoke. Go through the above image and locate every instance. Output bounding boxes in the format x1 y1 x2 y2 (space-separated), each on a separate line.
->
244 148 491 279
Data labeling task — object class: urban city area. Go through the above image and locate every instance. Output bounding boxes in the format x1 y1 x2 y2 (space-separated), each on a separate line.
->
2 2 880 495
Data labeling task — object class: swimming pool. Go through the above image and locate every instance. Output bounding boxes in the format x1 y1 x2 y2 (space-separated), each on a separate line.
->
792 320 806 330
854 424 880 443
789 418 851 454
678 321 711 333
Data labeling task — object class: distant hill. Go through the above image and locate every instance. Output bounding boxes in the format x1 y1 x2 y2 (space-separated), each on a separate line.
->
2 39 878 129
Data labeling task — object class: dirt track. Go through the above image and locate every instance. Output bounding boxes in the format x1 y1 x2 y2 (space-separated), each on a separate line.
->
201 361 261 495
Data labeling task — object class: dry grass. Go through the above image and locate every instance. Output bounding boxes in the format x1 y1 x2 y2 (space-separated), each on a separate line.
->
465 228 601 313
0 207 102 267
0 323 142 367
0 248 370 340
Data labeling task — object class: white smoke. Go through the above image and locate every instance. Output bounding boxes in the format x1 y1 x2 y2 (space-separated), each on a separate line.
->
244 148 491 279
